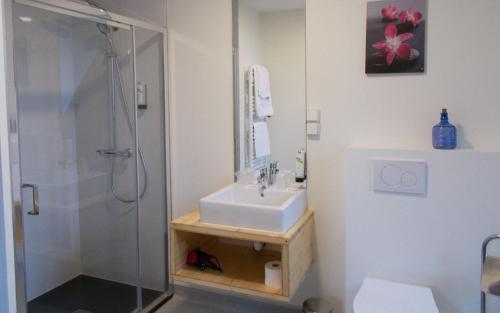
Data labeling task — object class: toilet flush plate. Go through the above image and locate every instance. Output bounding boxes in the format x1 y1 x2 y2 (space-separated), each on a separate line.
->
372 159 427 195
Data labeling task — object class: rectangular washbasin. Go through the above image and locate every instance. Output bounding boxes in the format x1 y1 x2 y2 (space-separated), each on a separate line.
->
200 184 306 233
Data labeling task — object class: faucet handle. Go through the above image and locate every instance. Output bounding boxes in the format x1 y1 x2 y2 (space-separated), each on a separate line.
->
258 168 267 181
270 161 279 173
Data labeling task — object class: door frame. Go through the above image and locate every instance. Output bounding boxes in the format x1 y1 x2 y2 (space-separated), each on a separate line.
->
1 0 172 312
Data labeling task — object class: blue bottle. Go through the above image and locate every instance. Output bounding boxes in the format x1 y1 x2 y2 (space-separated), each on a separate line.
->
432 108 456 149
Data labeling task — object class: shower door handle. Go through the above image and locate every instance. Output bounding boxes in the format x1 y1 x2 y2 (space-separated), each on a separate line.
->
22 183 40 216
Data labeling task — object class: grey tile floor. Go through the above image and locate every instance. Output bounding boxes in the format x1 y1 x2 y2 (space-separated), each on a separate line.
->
156 286 301 313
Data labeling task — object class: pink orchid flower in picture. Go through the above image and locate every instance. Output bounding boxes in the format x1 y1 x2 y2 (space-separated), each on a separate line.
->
372 24 413 65
381 4 398 21
399 7 423 27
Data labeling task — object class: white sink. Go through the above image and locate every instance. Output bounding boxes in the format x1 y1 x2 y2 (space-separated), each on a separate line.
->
199 184 306 233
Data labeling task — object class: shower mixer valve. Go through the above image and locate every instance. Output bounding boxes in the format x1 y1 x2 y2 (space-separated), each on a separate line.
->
96 148 133 158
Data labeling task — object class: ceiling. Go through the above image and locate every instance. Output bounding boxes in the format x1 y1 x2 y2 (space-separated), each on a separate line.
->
240 0 305 13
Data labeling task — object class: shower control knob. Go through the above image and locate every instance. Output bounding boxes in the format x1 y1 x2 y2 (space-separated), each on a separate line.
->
96 148 133 158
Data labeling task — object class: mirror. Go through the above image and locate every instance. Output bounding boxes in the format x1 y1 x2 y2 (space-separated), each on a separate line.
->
233 0 306 186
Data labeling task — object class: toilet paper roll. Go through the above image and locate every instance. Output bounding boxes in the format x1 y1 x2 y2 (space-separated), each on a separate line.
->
265 261 282 289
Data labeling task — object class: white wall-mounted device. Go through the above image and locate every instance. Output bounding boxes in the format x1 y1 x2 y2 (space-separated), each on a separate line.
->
372 159 427 195
306 108 321 136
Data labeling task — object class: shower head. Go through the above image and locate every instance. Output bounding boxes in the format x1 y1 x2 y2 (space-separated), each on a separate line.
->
96 23 108 35
96 23 119 36
81 0 117 36
96 22 108 35
79 0 116 36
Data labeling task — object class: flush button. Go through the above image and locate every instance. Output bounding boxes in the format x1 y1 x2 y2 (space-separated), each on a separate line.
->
401 171 418 187
373 159 427 195
381 165 403 186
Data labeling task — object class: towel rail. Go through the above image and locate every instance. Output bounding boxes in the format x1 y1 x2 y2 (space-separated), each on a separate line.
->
246 67 267 170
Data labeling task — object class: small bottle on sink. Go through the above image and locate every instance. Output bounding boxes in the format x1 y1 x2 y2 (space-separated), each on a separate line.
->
295 149 306 182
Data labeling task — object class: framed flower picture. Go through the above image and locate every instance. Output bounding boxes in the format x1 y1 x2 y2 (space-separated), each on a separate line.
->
365 0 427 74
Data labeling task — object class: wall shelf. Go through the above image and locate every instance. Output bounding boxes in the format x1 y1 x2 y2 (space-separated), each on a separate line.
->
171 210 314 302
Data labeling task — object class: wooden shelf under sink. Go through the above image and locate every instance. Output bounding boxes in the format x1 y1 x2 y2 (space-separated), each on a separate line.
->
170 209 314 302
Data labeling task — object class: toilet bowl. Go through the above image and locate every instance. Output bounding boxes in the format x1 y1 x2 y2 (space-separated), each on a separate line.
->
353 278 439 313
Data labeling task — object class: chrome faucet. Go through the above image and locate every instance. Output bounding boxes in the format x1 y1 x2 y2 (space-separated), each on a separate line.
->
257 162 279 197
268 161 279 186
257 168 268 197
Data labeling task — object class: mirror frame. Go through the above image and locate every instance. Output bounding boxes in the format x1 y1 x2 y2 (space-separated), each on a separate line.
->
232 0 241 180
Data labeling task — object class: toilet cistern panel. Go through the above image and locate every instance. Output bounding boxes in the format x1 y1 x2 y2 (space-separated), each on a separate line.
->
372 159 427 195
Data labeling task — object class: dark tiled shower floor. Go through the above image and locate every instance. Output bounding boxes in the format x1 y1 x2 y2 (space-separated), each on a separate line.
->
28 275 162 313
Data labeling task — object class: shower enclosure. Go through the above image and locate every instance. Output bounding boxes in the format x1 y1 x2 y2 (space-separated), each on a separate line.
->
5 0 171 312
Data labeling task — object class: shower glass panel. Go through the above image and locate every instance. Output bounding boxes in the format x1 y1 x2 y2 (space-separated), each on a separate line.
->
10 1 169 312
134 26 169 306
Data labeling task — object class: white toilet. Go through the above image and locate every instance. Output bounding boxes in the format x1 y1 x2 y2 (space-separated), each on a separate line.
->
353 278 440 313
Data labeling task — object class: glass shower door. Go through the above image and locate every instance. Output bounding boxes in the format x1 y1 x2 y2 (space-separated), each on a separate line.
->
13 3 141 312
134 25 170 308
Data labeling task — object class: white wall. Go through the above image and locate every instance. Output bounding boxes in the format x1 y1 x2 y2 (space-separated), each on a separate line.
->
306 0 500 312
167 0 234 218
262 9 305 172
346 148 500 313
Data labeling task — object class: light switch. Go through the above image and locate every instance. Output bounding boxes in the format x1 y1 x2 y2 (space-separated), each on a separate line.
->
372 159 427 195
307 122 320 136
307 108 321 137
307 109 321 122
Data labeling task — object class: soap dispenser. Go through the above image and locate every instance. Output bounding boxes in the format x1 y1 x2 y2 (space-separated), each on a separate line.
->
432 108 456 149
295 149 306 182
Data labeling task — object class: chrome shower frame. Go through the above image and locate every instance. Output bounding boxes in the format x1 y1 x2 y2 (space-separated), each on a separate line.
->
2 0 173 312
